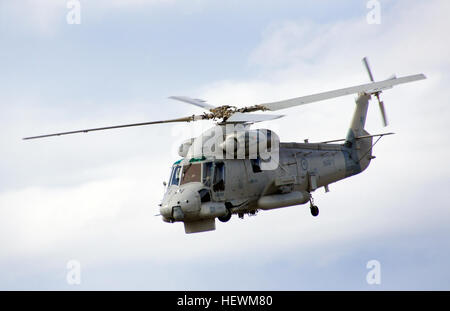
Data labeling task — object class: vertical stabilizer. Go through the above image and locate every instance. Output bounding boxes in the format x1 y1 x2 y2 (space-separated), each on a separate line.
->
347 93 370 139
344 93 373 176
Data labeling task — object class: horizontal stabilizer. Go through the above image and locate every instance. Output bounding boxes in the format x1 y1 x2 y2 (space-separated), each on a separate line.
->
318 132 395 144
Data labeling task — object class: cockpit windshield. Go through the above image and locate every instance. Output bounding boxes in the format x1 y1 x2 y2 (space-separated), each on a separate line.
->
168 161 224 188
169 165 181 186
180 163 201 185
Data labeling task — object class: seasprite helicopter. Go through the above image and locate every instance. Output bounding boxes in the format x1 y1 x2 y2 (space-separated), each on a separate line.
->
24 58 426 233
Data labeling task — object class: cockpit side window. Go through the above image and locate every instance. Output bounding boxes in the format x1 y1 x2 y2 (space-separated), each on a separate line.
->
170 165 181 186
180 163 201 185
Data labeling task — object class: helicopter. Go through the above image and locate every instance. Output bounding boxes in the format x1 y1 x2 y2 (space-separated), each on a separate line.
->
24 58 426 233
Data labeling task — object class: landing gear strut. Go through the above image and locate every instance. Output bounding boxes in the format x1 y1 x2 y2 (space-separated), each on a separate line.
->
309 196 319 217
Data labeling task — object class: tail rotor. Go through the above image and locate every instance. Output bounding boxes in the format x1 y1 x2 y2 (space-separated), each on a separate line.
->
362 57 389 127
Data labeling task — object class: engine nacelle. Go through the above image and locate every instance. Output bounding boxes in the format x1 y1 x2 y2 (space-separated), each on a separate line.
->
219 129 279 157
178 138 195 158
179 126 280 161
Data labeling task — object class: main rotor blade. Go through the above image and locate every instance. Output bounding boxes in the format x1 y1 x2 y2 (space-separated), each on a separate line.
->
23 115 205 140
169 96 216 111
362 57 375 82
226 112 284 123
259 74 426 112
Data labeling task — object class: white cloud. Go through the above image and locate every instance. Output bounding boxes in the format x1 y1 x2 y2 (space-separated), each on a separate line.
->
99 0 176 8
0 0 66 36
0 0 186 37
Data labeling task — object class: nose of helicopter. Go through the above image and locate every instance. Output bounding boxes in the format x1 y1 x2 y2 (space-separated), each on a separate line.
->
160 182 203 222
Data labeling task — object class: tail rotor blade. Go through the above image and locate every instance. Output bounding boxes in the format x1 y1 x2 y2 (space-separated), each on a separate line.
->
378 100 388 127
363 57 389 126
362 57 375 82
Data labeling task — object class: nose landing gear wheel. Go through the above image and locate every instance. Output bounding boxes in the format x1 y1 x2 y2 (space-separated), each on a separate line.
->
310 205 319 217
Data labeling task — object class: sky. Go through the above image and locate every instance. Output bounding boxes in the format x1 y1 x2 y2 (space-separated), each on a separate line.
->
0 0 449 290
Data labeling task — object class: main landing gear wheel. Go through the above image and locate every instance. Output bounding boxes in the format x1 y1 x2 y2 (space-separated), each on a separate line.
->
310 205 319 217
218 208 232 223
309 196 319 217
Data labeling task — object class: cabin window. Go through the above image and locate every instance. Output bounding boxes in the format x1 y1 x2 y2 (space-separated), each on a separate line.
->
250 158 262 173
198 188 211 203
180 163 201 185
203 162 213 187
213 162 225 192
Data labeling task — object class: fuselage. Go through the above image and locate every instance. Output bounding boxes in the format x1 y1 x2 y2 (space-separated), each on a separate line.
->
159 140 372 227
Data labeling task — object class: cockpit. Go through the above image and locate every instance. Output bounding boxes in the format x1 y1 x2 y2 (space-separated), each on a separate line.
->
160 159 230 227
167 160 225 192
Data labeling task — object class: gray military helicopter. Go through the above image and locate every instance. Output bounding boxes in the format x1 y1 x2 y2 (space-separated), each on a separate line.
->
24 58 426 233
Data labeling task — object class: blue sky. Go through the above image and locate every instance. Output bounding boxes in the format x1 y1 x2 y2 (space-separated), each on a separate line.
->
0 0 449 290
